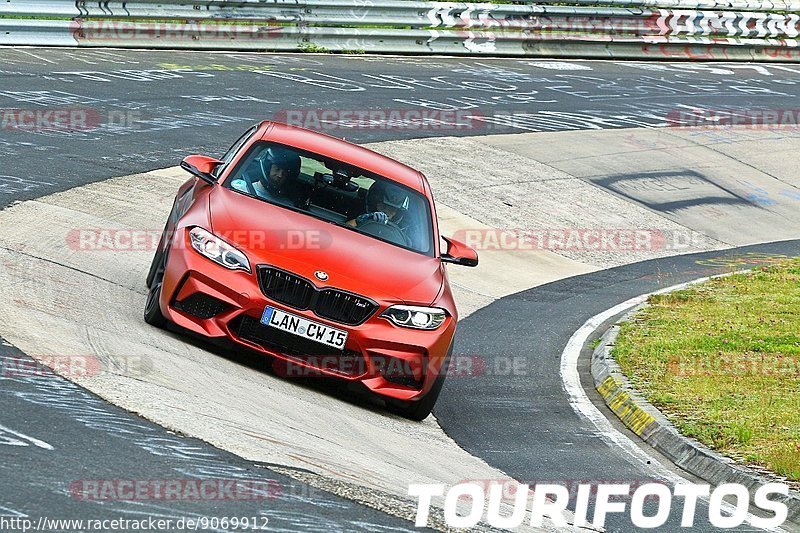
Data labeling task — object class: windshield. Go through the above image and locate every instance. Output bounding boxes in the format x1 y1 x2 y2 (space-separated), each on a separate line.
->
223 141 435 256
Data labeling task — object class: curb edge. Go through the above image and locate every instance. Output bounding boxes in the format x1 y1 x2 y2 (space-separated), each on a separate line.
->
590 303 800 526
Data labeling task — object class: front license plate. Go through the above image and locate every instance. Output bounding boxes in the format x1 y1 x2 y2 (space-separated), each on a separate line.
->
261 307 348 350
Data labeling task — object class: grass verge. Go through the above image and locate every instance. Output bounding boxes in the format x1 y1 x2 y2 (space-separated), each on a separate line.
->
613 259 800 482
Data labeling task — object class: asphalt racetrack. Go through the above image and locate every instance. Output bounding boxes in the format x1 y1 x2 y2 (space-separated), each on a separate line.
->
3 48 800 207
1 48 800 532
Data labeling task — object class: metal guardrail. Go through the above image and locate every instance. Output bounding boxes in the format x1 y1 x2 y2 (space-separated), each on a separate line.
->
1 0 799 60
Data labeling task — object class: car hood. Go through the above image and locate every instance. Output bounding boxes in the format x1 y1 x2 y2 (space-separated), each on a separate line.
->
209 187 444 304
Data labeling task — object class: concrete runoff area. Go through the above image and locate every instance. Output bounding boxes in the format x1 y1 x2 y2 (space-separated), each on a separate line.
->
0 127 797 527
481 127 800 250
372 136 728 267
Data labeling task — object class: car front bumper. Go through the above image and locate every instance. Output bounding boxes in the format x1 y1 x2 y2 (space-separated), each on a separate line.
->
159 235 455 402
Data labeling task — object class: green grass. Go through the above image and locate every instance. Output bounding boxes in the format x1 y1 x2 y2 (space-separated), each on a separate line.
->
298 42 330 53
613 259 800 481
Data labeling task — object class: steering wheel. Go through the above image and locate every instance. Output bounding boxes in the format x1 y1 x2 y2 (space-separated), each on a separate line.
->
356 219 410 247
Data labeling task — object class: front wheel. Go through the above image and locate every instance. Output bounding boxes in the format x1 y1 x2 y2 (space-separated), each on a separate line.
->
386 350 451 421
143 282 168 328
146 223 169 289
144 236 170 329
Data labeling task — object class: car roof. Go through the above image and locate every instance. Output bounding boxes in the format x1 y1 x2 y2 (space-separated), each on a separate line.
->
258 121 426 193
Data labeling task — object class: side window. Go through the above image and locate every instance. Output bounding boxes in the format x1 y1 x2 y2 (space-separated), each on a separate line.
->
213 126 257 178
298 156 329 180
352 176 375 190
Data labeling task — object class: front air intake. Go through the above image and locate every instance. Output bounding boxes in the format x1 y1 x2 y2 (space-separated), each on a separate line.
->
173 293 230 319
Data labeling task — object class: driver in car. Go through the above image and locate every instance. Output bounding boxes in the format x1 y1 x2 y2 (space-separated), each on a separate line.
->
231 147 306 206
347 181 424 250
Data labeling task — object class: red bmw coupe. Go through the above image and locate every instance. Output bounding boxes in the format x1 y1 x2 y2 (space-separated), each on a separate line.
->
144 121 478 420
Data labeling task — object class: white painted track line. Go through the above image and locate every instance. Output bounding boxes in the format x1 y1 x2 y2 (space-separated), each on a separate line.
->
560 275 788 532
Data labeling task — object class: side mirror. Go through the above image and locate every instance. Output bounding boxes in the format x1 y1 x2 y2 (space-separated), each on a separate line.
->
441 236 479 267
181 155 223 185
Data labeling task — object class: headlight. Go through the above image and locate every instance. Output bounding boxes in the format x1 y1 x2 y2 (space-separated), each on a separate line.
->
189 227 250 273
381 305 446 330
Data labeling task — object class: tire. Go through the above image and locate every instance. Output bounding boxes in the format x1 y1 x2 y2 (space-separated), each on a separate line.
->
144 282 168 328
144 235 170 329
145 246 164 289
145 225 169 289
386 348 451 421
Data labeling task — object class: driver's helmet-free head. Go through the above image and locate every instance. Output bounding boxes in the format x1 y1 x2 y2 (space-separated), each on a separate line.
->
261 147 301 192
367 180 410 215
